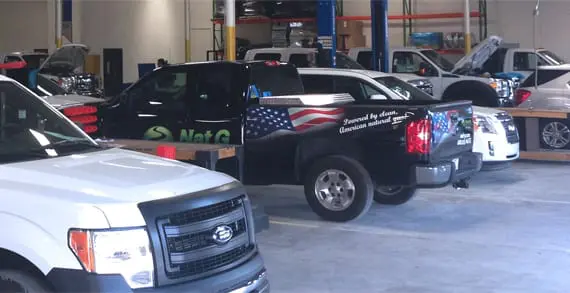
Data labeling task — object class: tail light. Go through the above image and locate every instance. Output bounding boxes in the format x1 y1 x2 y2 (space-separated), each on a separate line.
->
63 105 99 134
264 60 281 66
514 89 531 106
406 119 431 154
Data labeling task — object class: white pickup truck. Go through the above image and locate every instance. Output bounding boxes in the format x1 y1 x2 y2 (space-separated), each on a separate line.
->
245 46 512 107
0 75 269 292
296 67 520 170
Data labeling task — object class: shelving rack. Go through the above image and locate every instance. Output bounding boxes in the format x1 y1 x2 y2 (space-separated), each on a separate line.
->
208 0 488 60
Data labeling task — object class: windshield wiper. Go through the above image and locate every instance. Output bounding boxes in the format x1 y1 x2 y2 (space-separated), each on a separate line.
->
35 139 102 150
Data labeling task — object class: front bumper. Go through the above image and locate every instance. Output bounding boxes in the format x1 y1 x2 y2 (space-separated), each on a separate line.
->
46 252 269 293
413 152 483 188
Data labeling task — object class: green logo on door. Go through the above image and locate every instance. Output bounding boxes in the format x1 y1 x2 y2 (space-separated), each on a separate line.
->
143 126 231 144
143 126 174 141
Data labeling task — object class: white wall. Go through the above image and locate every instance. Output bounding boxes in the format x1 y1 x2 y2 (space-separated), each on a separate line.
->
0 0 51 53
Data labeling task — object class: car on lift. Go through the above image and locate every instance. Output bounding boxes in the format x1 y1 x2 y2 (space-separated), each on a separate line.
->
296 68 520 170
98 60 483 222
1 51 49 69
0 74 269 293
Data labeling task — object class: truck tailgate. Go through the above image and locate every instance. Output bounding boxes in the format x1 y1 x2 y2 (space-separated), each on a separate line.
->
428 101 474 162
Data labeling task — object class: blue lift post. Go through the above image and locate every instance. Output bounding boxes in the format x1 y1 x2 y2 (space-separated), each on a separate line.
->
316 0 337 67
370 0 389 72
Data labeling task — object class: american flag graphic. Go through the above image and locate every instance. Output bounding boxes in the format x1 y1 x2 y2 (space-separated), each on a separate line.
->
246 106 344 139
432 110 458 143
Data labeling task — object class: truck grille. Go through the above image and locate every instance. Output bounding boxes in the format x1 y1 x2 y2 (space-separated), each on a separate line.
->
495 112 519 144
137 184 256 287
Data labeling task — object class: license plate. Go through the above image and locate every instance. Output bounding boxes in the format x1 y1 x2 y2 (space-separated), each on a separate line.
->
452 158 460 170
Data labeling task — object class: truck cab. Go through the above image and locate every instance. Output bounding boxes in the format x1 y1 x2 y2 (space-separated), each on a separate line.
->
348 43 513 107
0 74 268 293
100 60 482 222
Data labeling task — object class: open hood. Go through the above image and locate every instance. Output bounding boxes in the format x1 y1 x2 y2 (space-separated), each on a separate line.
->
452 35 503 74
38 44 89 73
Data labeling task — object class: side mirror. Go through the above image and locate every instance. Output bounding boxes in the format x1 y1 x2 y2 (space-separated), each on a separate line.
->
370 94 388 100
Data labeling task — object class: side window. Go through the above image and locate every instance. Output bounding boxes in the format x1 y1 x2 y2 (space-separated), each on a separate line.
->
289 54 311 68
392 52 437 76
361 83 389 99
332 76 367 100
335 52 364 69
127 68 188 110
189 64 243 120
253 53 281 61
300 75 334 93
513 52 548 71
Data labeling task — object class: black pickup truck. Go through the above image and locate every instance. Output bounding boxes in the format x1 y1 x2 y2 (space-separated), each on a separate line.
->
99 61 482 222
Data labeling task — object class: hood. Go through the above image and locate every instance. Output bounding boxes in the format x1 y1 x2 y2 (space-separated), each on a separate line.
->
452 35 503 73
391 73 426 82
44 94 104 109
39 44 89 72
0 148 236 204
472 105 505 116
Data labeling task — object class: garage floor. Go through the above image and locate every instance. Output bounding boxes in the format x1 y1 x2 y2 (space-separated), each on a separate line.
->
247 162 570 293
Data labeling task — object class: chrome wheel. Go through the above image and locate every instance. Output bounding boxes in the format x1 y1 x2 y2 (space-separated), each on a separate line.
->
314 169 355 211
542 122 570 149
375 186 404 196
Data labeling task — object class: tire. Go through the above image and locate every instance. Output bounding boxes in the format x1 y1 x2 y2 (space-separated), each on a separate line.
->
0 270 51 293
442 82 499 107
303 155 373 222
539 119 570 150
373 186 417 205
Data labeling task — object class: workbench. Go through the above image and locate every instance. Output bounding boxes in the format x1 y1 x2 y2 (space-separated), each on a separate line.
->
98 139 244 181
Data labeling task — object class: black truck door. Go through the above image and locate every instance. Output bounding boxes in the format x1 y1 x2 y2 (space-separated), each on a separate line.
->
186 63 244 145
121 66 191 141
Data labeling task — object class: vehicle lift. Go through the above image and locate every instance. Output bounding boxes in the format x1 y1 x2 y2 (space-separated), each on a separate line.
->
315 0 389 72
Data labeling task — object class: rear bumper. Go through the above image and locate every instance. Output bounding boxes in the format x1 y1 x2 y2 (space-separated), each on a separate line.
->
46 252 269 293
413 152 483 188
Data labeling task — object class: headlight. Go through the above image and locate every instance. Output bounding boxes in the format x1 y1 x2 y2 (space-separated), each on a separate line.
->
488 78 510 98
58 76 75 92
69 228 154 289
473 114 497 134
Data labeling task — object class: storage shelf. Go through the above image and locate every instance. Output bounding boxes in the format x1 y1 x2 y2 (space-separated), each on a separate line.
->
211 11 482 24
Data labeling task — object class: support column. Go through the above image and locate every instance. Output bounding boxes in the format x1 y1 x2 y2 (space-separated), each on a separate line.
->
371 0 389 72
47 0 56 52
184 0 191 62
464 0 471 54
224 0 236 61
316 0 336 67
55 0 63 48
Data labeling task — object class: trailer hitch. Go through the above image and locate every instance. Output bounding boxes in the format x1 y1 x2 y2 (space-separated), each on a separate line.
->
452 178 470 190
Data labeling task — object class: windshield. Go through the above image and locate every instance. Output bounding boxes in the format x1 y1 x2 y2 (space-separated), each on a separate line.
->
421 50 455 72
0 81 99 163
22 54 48 69
539 50 567 65
373 76 434 101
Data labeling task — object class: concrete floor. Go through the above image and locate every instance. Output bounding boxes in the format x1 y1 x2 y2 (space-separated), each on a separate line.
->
246 161 570 293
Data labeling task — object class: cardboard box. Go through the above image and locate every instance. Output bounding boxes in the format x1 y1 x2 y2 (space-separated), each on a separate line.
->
336 20 364 36
85 54 101 75
337 34 366 50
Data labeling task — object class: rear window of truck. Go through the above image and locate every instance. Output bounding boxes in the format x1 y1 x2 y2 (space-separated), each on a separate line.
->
248 63 305 97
